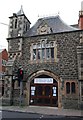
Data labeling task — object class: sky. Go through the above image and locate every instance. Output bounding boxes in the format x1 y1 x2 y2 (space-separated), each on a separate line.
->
0 0 82 50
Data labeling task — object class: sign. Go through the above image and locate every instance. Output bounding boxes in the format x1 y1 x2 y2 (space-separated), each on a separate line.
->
31 86 35 90
34 78 53 84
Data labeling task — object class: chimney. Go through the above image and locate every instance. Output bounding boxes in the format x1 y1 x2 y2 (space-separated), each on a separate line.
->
79 1 83 29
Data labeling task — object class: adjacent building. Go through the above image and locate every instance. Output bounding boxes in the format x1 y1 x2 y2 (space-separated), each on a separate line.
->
2 2 83 109
0 49 8 97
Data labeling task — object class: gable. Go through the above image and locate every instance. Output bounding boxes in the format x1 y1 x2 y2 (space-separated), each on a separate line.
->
37 20 52 35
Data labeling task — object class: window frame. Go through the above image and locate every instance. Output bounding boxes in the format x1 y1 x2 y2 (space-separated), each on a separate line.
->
31 40 56 62
14 18 17 29
81 53 83 60
65 81 76 95
66 82 70 94
71 82 76 94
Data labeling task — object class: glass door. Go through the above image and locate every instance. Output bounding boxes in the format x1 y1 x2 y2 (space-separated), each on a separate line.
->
30 78 58 107
43 85 51 105
45 86 51 96
35 85 51 105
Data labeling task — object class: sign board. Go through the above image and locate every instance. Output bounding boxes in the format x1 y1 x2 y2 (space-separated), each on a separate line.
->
34 78 53 84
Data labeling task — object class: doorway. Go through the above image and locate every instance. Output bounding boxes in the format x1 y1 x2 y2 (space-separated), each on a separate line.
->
30 75 58 107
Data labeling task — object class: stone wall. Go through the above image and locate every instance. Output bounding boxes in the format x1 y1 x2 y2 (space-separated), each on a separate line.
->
6 30 83 108
24 31 81 109
21 31 81 81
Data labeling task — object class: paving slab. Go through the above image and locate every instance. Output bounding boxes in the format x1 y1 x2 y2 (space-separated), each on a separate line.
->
0 106 83 117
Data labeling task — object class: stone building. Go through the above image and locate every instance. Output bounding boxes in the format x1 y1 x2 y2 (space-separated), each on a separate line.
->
2 3 83 109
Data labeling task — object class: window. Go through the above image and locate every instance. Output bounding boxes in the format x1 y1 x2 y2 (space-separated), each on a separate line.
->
66 82 76 94
38 49 41 59
26 24 27 31
81 53 83 60
71 82 75 93
15 19 17 29
42 49 45 59
66 82 70 94
33 49 36 60
2 80 4 96
81 71 83 75
31 40 56 62
51 48 54 58
42 40 45 48
2 59 7 66
46 48 50 59
81 64 83 67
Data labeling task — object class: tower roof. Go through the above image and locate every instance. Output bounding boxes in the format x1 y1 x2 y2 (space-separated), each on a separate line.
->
9 5 31 24
17 5 24 15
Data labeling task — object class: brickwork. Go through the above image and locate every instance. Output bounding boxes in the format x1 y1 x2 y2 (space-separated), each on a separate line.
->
0 49 8 98
0 49 8 72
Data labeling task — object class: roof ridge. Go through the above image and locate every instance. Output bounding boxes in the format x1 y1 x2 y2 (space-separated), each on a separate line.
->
40 15 59 20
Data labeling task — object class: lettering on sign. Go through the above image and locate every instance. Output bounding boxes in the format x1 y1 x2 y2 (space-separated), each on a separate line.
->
34 78 53 84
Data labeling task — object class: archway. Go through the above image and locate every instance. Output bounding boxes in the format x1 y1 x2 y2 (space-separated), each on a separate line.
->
27 70 62 108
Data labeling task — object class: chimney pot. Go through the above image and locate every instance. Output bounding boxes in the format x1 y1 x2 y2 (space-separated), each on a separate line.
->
78 1 83 29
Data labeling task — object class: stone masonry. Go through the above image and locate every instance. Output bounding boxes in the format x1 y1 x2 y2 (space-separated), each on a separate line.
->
2 6 83 109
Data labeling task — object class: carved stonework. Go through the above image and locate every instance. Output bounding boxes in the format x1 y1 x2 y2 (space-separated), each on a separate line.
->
37 23 52 35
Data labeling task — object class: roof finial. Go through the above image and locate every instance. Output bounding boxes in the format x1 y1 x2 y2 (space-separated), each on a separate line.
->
17 5 24 15
20 5 24 14
21 5 23 12
21 5 23 9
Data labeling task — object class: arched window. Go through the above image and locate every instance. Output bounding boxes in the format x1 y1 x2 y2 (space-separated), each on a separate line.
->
66 82 70 94
15 19 17 29
71 82 76 93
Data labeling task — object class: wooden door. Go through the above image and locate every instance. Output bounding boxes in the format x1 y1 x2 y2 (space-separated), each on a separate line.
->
30 84 58 106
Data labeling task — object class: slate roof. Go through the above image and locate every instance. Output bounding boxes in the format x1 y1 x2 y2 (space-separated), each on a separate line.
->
25 15 79 37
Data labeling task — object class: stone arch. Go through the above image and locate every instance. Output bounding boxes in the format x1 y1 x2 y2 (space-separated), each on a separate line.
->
28 70 60 83
26 70 62 108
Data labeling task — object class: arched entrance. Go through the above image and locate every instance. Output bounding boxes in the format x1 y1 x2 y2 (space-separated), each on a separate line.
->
30 74 58 106
27 70 61 107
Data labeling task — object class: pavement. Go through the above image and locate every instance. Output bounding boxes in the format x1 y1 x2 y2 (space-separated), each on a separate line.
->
0 105 83 117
